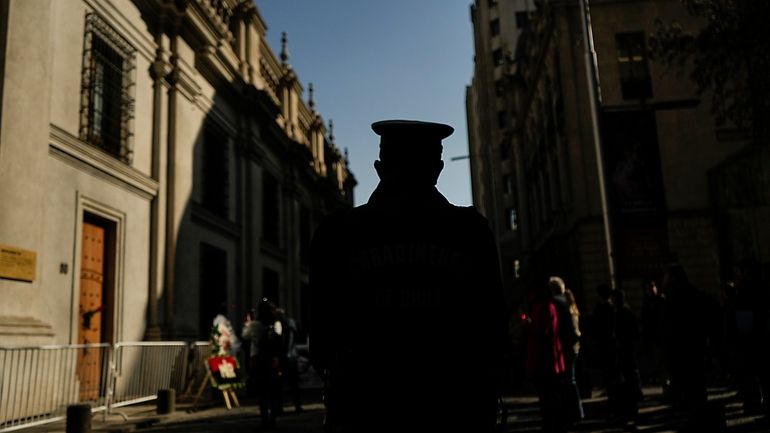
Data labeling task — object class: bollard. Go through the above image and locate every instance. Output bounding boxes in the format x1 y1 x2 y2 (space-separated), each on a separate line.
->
157 388 176 414
66 404 92 433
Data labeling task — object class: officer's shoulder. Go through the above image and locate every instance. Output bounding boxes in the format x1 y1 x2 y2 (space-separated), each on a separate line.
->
317 203 370 228
450 204 489 225
320 207 350 222
314 208 350 238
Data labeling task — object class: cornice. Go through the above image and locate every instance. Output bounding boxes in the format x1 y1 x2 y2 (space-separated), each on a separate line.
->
190 201 242 239
175 61 203 103
195 43 240 90
261 241 287 261
48 124 159 200
243 2 267 36
186 0 233 45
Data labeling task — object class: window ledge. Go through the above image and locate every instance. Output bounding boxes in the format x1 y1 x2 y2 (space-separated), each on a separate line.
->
260 240 286 260
49 124 158 200
190 202 241 239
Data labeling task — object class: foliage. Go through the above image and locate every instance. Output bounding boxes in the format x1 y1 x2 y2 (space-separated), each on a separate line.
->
648 0 770 143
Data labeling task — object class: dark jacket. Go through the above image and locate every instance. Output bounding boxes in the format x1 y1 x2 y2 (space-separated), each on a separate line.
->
309 184 505 432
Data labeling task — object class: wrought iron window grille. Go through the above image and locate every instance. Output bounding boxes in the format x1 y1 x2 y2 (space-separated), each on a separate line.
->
79 12 136 164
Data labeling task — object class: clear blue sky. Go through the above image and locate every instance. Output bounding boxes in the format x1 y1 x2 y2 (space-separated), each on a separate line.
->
255 0 475 206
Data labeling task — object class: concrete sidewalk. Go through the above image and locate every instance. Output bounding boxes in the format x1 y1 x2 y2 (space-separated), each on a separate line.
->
19 387 325 433
17 385 770 432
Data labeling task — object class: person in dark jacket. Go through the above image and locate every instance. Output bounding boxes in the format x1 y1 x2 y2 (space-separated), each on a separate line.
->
640 279 665 385
661 264 717 425
590 283 619 400
731 259 770 414
252 299 283 430
309 120 506 433
611 289 643 415
276 307 303 413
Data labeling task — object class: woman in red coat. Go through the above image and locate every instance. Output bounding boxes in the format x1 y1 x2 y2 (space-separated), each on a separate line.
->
527 280 567 432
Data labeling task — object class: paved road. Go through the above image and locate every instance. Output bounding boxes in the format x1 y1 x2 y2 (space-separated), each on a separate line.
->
127 386 768 433
500 387 769 433
28 386 768 432
125 406 325 433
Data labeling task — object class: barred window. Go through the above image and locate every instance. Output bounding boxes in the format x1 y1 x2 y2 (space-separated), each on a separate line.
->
80 13 135 163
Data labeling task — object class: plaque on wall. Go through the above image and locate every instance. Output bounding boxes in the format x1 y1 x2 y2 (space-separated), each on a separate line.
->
0 244 36 282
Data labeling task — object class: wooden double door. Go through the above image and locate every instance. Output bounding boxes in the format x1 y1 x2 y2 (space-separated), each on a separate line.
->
76 216 115 400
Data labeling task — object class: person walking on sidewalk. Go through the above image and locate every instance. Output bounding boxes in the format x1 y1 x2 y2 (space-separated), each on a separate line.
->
549 276 584 426
588 283 619 403
641 279 665 385
251 299 284 430
611 288 643 417
242 308 260 398
661 264 721 429
309 120 506 433
276 307 303 413
527 278 567 433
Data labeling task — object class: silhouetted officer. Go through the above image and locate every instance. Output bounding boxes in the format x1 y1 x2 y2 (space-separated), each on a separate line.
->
310 120 505 433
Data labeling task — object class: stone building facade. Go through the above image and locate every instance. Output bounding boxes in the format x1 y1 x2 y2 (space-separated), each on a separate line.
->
466 0 534 305
0 0 354 346
467 0 744 309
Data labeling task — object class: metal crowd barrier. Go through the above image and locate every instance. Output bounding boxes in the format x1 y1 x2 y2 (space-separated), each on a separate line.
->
0 342 211 432
177 342 212 400
0 344 111 432
109 342 188 409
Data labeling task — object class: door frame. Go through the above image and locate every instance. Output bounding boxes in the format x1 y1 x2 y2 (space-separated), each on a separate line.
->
70 193 126 344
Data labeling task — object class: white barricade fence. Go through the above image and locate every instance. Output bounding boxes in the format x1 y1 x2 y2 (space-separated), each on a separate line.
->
109 342 188 409
0 344 110 432
0 342 212 432
176 342 212 400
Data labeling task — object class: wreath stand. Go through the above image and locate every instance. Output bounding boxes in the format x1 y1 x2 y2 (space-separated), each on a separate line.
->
191 358 241 410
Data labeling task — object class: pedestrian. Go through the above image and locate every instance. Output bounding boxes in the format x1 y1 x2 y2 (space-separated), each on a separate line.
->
589 283 619 401
241 308 260 397
528 278 567 433
564 289 587 416
252 299 284 430
731 259 769 415
611 288 642 416
661 264 722 430
276 307 303 413
640 279 665 385
549 276 584 425
309 120 506 433
716 280 736 384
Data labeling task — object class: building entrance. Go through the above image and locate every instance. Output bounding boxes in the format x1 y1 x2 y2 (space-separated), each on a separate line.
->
76 215 115 400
